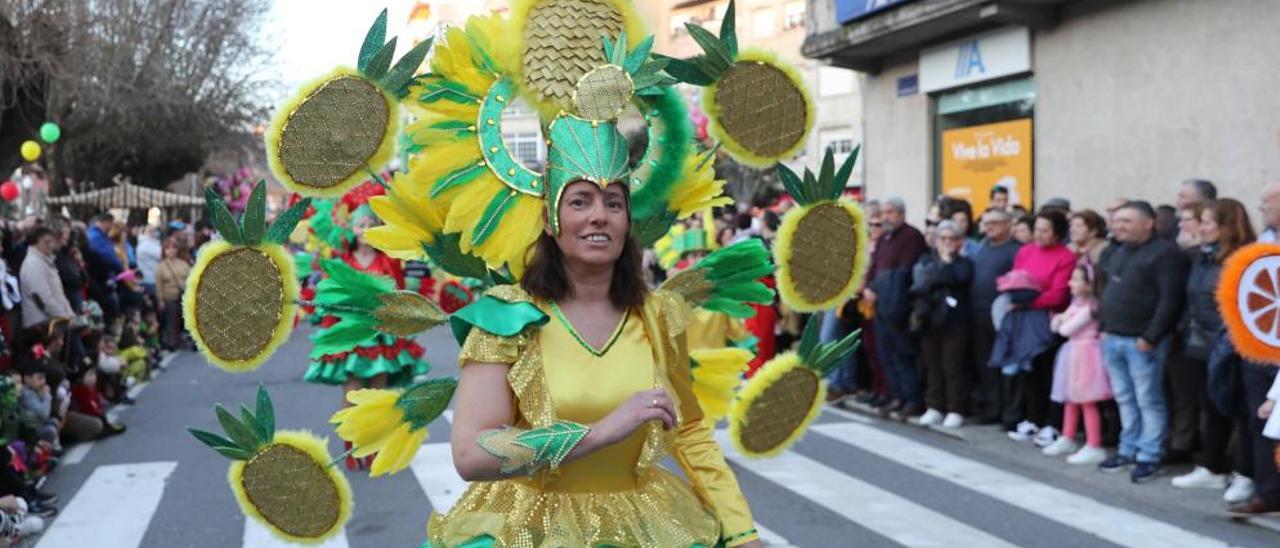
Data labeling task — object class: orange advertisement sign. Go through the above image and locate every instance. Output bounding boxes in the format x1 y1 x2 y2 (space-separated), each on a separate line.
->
941 118 1033 214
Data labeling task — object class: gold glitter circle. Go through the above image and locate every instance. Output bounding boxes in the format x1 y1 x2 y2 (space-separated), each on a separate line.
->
522 0 625 111
194 248 285 362
714 62 808 158
787 203 857 305
241 444 342 539
739 368 820 454
574 65 634 121
278 76 390 189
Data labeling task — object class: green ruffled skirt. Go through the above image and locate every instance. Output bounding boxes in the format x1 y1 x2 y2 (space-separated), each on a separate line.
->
304 333 429 388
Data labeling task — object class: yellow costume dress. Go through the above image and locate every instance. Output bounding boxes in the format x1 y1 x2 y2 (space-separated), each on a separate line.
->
428 286 758 547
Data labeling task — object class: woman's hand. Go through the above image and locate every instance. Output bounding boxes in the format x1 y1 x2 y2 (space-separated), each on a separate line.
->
1259 399 1275 420
591 388 677 446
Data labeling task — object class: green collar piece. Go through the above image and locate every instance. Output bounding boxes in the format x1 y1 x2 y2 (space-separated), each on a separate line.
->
549 301 628 357
449 294 549 346
545 114 631 236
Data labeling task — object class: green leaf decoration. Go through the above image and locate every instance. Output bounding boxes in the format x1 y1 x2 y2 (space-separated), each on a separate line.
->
808 330 862 378
396 378 458 430
265 197 312 245
241 180 267 245
310 315 379 358
624 35 654 74
610 32 629 66
239 404 272 445
317 259 395 312
216 405 259 453
204 187 243 245
212 446 256 461
831 145 861 202
382 36 434 97
692 55 728 83
797 314 822 362
471 190 518 246
776 163 806 205
686 24 733 73
513 420 591 469
630 206 679 248
424 232 489 280
818 150 836 203
365 37 398 81
188 427 239 452
721 0 739 59
255 385 275 438
358 9 388 73
429 163 486 198
656 55 714 86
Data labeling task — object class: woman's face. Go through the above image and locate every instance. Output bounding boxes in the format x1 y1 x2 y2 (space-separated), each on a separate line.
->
1199 209 1221 244
1069 268 1092 298
1069 217 1092 246
1178 209 1201 238
351 214 380 241
1013 222 1033 243
553 181 629 267
867 211 884 241
1033 217 1059 247
163 243 178 259
949 211 970 235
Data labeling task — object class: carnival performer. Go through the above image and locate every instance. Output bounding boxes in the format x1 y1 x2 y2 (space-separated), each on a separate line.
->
304 185 430 470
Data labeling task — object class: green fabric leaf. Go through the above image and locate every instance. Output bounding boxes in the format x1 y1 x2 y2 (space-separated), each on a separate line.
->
602 36 617 66
448 294 549 346
216 405 259 453
205 187 242 245
655 55 714 86
809 331 862 378
470 190 518 246
310 315 379 358
396 378 458 430
266 197 312 245
692 55 728 82
610 31 628 66
358 9 388 73
365 37 398 81
797 314 822 362
240 405 270 446
382 36 434 97
255 385 274 438
188 427 241 453
721 0 739 59
418 76 483 104
429 164 485 198
241 180 267 245
776 163 806 205
686 24 733 72
624 35 655 74
316 259 394 311
213 446 256 461
630 207 678 248
818 149 836 204
832 145 861 201
423 232 489 280
513 420 591 469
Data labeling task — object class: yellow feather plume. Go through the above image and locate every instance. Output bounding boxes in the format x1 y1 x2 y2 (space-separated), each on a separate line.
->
670 153 733 218
689 347 752 421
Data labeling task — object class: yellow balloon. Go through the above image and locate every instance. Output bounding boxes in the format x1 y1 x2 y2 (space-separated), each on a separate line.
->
20 141 40 162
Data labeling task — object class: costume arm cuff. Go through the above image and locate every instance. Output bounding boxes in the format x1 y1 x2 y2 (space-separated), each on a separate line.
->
725 529 760 547
475 420 590 476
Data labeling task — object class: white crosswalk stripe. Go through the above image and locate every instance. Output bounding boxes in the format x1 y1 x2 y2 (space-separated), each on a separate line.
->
243 519 350 548
812 422 1230 548
36 462 177 548
715 430 1018 547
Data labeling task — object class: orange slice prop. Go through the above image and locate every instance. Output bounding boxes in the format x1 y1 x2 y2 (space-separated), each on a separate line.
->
1218 243 1280 365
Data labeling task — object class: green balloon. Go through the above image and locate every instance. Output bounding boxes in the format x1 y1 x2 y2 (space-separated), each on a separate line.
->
39 122 60 144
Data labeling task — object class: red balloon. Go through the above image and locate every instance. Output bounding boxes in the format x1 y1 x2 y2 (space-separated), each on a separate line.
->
0 181 18 201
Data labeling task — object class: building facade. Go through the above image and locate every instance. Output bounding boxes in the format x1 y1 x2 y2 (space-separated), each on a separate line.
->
804 0 1280 220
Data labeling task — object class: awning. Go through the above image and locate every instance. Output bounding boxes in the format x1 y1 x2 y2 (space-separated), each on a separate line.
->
47 182 205 209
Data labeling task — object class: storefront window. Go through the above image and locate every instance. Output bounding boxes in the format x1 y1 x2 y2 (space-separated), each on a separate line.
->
933 78 1035 214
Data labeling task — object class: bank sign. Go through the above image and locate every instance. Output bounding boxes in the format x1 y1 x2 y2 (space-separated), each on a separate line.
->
919 27 1030 93
837 0 918 24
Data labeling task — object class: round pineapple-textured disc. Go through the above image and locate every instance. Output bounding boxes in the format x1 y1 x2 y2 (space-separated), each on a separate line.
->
193 248 286 362
713 61 808 159
241 443 343 539
522 0 625 112
574 65 634 121
737 368 820 454
277 75 390 191
786 203 858 306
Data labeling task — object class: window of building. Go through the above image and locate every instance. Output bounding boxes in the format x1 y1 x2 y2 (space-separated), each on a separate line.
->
818 128 855 161
818 66 855 97
784 2 805 31
502 132 545 170
752 8 776 38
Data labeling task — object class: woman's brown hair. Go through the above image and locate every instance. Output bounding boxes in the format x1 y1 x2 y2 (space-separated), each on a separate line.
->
521 231 649 310
1203 198 1256 260
1070 209 1107 241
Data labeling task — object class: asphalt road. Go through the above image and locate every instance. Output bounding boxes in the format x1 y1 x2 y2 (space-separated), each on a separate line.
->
25 325 1280 547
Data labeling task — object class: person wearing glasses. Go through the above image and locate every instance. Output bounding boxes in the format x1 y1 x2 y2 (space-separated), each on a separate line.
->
968 209 1023 424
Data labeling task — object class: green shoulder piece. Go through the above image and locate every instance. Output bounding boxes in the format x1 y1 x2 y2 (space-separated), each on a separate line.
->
448 289 549 346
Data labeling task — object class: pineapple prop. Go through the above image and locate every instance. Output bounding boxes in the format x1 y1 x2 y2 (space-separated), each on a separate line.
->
189 387 353 544
309 259 448 360
184 181 311 372
659 0 814 168
729 315 860 458
772 147 870 312
265 9 433 198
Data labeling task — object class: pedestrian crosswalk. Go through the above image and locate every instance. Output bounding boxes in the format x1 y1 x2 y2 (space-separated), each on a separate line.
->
32 410 1269 547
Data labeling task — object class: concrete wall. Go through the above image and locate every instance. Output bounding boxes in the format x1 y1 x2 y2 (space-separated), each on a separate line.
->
1034 0 1280 214
861 55 931 220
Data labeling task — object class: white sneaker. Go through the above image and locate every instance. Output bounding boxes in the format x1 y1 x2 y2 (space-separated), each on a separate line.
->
915 408 944 426
125 376 137 389
1042 436 1078 456
1066 445 1108 465
1171 466 1228 490
17 514 43 536
941 413 964 428
1033 426 1060 448
1007 420 1038 442
1224 474 1256 504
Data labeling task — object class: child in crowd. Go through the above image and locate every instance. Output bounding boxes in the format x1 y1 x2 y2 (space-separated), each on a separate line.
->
16 366 59 454
95 338 129 404
1041 265 1112 464
69 368 125 436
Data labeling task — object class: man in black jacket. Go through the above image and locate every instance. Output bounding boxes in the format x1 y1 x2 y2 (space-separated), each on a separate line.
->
1096 201 1188 483
863 197 927 417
